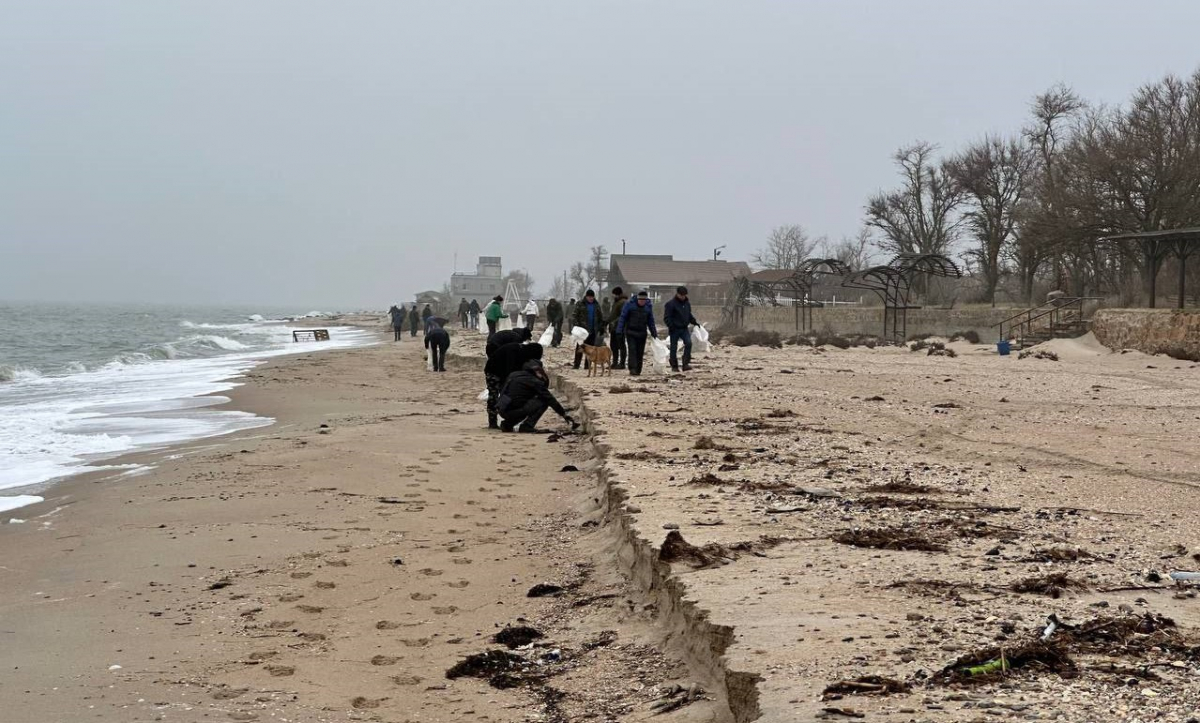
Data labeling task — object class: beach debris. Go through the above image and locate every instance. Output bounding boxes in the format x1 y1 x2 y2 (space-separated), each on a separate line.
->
492 625 544 649
832 527 947 552
560 464 579 472
445 650 526 681
207 579 233 591
1011 572 1088 598
822 675 910 699
526 583 565 598
1019 349 1059 361
1169 571 1200 583
650 683 705 714
659 530 722 568
817 708 865 719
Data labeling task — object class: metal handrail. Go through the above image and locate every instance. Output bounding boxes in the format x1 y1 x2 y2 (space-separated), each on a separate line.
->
993 297 1103 342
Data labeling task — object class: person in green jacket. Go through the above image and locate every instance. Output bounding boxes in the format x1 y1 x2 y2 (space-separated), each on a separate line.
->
545 297 564 347
484 295 506 339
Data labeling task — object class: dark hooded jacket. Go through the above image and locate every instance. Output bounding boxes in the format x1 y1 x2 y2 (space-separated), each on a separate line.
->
546 299 563 323
389 306 404 329
606 292 629 332
485 327 533 358
424 319 449 349
469 299 481 314
497 363 566 417
407 307 420 329
421 305 433 320
484 342 544 381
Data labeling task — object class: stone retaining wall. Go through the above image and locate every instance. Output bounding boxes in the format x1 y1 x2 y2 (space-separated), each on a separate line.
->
693 304 1016 339
1092 308 1200 359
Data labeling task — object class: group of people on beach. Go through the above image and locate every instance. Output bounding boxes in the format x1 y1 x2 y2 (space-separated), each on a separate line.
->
390 285 701 432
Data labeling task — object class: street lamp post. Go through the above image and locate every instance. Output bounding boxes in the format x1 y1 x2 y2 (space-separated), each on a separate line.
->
713 245 726 260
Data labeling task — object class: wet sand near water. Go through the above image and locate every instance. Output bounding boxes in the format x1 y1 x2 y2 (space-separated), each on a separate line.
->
0 336 725 723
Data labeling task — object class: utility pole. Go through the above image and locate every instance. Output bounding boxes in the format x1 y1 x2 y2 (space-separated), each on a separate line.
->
622 239 626 255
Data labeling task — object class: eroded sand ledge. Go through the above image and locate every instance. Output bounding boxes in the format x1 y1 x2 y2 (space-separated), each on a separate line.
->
485 331 1200 722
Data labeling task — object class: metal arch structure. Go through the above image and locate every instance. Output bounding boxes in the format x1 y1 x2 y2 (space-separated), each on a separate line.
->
841 254 962 340
1100 228 1200 308
721 259 854 331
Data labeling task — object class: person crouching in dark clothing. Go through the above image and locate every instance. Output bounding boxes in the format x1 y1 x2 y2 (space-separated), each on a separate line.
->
485 326 533 358
616 290 657 376
424 321 450 372
497 360 578 433
483 340 543 429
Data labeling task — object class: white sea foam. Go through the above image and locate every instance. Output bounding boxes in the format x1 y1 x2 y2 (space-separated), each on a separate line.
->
0 324 376 492
0 496 44 513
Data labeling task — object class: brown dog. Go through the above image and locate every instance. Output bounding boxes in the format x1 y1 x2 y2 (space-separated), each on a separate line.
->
581 344 612 377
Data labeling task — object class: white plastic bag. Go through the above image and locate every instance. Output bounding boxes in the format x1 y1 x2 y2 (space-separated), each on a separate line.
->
426 347 434 371
649 336 670 373
538 326 554 348
692 324 711 354
570 326 589 345
477 388 489 401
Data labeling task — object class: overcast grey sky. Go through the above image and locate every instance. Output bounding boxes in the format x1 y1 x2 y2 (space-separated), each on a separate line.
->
3 1 1199 309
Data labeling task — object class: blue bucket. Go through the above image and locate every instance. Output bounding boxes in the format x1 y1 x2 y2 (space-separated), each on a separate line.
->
997 340 1011 356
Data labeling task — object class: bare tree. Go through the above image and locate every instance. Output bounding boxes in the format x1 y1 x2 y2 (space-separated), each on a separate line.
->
865 142 965 258
584 245 609 291
567 261 588 297
948 136 1034 304
1014 85 1085 302
822 228 875 271
751 225 820 269
547 273 570 301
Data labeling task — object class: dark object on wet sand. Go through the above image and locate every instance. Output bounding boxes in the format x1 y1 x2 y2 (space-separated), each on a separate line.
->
832 527 947 552
445 650 527 680
527 583 565 598
207 579 232 590
493 625 545 649
1011 572 1088 598
560 464 579 472
822 675 910 699
659 530 720 567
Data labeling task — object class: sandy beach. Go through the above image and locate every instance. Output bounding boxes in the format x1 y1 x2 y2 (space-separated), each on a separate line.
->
4 324 1200 723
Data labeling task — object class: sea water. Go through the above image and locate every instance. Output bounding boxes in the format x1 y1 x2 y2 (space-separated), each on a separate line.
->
0 302 377 512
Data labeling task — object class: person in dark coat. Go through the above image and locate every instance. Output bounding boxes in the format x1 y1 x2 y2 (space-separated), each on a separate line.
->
407 306 420 337
606 287 629 369
497 359 577 433
616 290 657 376
565 298 576 327
457 298 470 329
389 305 404 341
663 286 701 371
545 297 564 347
424 319 451 372
483 341 543 429
468 299 482 330
571 290 603 370
485 326 533 358
421 304 433 330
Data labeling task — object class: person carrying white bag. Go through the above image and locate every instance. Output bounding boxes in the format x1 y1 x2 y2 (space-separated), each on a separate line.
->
662 286 702 372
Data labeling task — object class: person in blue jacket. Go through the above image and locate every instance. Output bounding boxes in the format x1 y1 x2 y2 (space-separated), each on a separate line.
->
663 286 700 372
616 290 657 376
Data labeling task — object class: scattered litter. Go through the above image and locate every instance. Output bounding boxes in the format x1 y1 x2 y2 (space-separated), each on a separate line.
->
526 583 565 598
493 625 544 649
822 675 910 699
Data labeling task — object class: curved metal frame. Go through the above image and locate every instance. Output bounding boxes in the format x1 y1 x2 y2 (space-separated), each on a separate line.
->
720 258 853 331
841 254 961 340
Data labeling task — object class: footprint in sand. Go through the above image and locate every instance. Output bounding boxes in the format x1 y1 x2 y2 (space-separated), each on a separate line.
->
211 687 249 700
477 487 492 492
403 493 422 498
497 483 515 488
427 488 442 493
290 571 313 579
431 606 458 615
265 665 295 677
400 638 430 647
452 514 469 520
351 697 386 709
446 545 465 553
278 593 304 603
375 620 402 630
418 568 444 576
326 559 349 567
265 620 295 630
446 580 470 588
296 604 325 614
298 632 326 642
247 651 277 661
451 557 472 565
314 581 336 589
480 507 498 512
370 655 399 666
406 482 421 488
410 592 435 601
496 494 515 499
391 674 422 686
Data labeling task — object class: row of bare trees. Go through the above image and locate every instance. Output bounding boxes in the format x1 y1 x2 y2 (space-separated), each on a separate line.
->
863 69 1200 305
